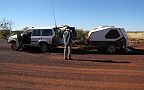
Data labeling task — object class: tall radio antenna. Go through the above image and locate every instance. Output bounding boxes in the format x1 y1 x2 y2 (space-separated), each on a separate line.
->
51 0 57 27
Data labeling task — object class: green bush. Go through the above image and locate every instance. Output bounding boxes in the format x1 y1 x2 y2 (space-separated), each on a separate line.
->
0 18 14 39
76 29 89 39
0 30 10 39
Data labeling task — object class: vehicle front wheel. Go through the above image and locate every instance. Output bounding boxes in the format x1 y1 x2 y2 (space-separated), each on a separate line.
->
11 43 19 51
107 44 116 54
39 43 49 52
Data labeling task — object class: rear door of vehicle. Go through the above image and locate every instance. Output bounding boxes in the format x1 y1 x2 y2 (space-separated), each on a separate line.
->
31 29 41 46
41 29 53 44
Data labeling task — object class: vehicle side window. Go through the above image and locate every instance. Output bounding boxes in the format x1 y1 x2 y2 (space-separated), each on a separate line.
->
32 29 41 36
105 30 120 39
42 29 52 36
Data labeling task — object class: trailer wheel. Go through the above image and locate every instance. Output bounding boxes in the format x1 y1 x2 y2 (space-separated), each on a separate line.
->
107 44 116 54
11 43 19 51
39 43 49 52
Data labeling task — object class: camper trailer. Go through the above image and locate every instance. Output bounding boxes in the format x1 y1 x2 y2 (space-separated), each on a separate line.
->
88 26 128 53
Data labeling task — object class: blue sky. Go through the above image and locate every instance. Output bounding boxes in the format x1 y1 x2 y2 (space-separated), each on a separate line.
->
0 0 144 31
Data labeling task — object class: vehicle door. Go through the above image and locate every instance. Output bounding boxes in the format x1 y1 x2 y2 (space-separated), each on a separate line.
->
41 29 53 44
22 30 32 44
31 29 41 46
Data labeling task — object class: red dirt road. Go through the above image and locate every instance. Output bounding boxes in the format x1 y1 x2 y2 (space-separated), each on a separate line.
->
0 39 144 90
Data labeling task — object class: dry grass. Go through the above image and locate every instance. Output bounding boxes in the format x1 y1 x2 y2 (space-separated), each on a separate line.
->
127 32 144 39
127 32 144 47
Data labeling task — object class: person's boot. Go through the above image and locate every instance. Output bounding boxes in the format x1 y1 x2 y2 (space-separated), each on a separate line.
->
69 57 74 60
65 58 68 60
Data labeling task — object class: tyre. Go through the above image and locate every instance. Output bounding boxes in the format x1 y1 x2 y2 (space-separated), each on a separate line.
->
11 43 19 51
107 44 116 54
39 43 49 52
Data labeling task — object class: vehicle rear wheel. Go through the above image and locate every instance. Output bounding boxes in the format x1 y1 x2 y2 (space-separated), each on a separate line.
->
40 43 49 52
11 43 19 51
107 44 116 54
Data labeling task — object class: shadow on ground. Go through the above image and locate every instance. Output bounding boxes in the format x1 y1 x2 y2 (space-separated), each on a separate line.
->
73 46 144 55
74 59 131 63
19 46 144 55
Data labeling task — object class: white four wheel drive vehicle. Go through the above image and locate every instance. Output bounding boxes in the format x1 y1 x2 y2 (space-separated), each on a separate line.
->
7 27 61 52
88 26 128 53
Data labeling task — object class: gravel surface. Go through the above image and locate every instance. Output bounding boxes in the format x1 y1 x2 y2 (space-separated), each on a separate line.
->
0 39 144 90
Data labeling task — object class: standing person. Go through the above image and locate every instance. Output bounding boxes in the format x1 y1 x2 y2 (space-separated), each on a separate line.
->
63 28 73 60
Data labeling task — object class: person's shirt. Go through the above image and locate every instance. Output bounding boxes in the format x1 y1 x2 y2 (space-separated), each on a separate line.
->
63 30 73 45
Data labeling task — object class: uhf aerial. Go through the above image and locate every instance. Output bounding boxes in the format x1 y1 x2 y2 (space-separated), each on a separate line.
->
51 0 57 28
